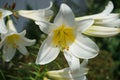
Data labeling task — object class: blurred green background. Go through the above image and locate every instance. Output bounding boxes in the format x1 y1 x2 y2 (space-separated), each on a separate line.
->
0 0 120 80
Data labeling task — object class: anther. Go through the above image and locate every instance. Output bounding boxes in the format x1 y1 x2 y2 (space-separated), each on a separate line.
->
13 43 19 48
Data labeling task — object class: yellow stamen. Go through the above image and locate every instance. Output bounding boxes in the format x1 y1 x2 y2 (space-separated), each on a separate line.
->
0 11 2 18
6 34 20 48
52 24 75 50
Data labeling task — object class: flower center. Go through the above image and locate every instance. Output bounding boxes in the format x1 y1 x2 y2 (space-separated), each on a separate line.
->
0 11 2 18
6 34 20 48
52 24 75 50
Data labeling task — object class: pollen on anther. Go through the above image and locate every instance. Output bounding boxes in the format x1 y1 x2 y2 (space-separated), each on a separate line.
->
66 46 69 50
13 43 19 48
55 45 58 47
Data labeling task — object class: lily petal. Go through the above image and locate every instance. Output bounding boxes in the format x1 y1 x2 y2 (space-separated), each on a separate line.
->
83 26 120 37
76 19 94 32
0 19 7 33
35 21 55 34
64 50 80 73
100 1 113 14
20 30 26 36
47 67 88 80
75 1 114 21
0 39 6 49
7 19 17 32
101 19 120 27
20 36 36 46
17 43 29 55
18 9 53 21
94 14 119 24
18 2 53 21
3 44 16 62
95 18 120 27
63 51 88 80
0 9 12 18
81 59 88 67
36 35 60 65
54 3 76 27
69 34 99 59
100 13 119 20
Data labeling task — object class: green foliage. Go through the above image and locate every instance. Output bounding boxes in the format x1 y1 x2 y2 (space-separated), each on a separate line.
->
88 51 115 80
86 0 109 14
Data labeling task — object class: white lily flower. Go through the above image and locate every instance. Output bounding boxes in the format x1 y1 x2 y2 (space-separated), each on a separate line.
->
0 19 36 62
46 59 88 80
18 2 53 21
0 9 12 33
75 1 120 37
36 3 99 72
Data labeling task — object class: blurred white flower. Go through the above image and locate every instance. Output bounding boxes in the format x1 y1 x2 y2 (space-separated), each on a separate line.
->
0 19 36 62
18 2 53 22
46 59 88 80
0 9 12 33
35 3 99 72
75 1 120 37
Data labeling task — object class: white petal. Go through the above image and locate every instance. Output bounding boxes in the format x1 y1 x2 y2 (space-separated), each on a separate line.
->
100 13 119 20
63 52 88 80
104 19 120 27
18 2 53 22
36 35 60 65
18 1 53 20
44 10 53 21
76 76 87 80
80 76 87 80
35 21 55 34
46 1 53 9
75 1 114 21
17 43 29 55
47 67 87 80
0 39 6 49
0 32 8 40
20 30 26 36
86 25 120 31
100 1 113 14
81 59 88 67
84 31 120 37
20 36 36 46
95 19 120 27
63 50 80 73
54 3 76 27
47 68 73 80
0 9 12 18
76 19 94 32
76 13 118 22
69 34 99 59
94 14 119 24
83 26 120 37
3 44 16 62
19 9 53 21
7 19 17 32
0 19 7 33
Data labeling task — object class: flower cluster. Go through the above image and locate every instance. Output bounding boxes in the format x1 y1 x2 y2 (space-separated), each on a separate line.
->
0 1 120 80
76 1 120 37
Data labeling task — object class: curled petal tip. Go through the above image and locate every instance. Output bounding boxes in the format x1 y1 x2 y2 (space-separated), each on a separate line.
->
61 3 68 8
48 1 53 9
